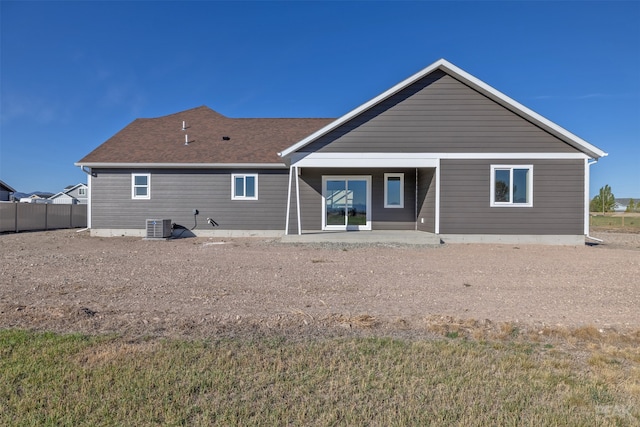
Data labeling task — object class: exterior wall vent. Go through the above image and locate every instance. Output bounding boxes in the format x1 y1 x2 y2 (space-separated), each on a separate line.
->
145 219 172 239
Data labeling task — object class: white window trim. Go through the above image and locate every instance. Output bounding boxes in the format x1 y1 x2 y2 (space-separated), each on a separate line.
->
490 165 533 207
78 188 86 196
231 174 258 200
384 173 404 208
132 173 151 200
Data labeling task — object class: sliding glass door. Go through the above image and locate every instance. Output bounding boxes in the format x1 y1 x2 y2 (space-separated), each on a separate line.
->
323 176 371 230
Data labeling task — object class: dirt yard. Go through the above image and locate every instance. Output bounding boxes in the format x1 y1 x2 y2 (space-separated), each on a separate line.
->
1 229 639 340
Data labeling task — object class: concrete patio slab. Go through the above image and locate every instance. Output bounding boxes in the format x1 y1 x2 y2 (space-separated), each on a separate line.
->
280 230 441 245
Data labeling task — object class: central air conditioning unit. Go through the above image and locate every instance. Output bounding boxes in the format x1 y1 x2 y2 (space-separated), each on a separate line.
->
145 219 172 239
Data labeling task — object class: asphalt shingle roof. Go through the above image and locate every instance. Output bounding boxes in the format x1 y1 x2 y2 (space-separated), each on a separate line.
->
78 106 333 165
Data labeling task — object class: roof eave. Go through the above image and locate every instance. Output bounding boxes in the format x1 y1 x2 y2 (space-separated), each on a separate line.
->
74 162 288 169
0 180 17 192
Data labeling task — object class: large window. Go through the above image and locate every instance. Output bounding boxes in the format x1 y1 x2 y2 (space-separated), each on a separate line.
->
132 173 150 199
490 165 532 207
384 173 404 208
232 174 258 200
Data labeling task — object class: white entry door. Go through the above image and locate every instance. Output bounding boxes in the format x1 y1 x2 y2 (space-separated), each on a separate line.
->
322 176 371 230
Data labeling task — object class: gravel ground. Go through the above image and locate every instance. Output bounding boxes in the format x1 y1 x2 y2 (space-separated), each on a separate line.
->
1 229 638 340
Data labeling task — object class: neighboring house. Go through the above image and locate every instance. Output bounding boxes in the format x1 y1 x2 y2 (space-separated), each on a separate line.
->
19 193 53 203
76 59 607 244
49 183 88 205
0 180 16 201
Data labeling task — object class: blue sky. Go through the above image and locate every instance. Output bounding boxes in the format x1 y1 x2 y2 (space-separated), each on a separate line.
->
1 1 638 197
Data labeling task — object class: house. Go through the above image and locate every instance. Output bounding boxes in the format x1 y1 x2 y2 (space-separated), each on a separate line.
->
76 59 607 244
49 183 88 205
0 180 16 202
19 193 53 203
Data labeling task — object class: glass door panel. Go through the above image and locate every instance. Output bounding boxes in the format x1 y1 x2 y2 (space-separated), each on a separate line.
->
326 180 347 226
346 179 367 227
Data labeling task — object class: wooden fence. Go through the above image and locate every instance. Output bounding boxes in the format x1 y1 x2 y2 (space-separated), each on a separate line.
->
0 202 87 233
589 213 640 229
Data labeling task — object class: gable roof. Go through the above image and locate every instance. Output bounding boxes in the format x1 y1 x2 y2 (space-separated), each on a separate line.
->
0 180 16 193
279 59 607 160
49 192 73 200
77 106 332 167
63 183 87 193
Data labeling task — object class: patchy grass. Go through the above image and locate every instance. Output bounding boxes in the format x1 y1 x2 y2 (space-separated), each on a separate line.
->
590 214 640 230
1 329 638 426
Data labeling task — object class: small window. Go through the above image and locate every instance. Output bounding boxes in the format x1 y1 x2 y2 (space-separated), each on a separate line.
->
231 174 258 200
490 165 532 207
78 188 86 196
132 173 151 200
384 173 404 208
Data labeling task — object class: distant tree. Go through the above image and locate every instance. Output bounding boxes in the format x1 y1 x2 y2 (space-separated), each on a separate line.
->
495 181 509 202
626 199 636 213
590 185 616 214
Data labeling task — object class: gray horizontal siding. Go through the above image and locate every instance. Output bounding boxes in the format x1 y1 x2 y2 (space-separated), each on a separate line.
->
417 168 436 232
440 159 584 235
305 71 578 154
91 168 290 230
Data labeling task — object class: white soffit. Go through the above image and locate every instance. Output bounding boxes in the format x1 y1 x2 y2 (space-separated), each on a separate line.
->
278 59 607 160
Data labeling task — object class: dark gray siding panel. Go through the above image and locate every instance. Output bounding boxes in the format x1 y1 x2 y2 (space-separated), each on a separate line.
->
291 168 417 231
417 169 436 232
440 159 584 235
304 72 578 154
372 169 416 230
295 170 322 233
91 168 289 230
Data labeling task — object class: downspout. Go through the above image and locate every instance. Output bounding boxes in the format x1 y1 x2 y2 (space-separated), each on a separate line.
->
585 158 602 243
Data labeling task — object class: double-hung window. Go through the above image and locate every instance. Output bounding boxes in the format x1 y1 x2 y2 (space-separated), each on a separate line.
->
232 174 258 200
132 173 151 199
384 173 404 208
490 165 532 207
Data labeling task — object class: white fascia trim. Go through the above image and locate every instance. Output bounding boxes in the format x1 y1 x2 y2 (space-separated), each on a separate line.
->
278 59 607 160
291 152 587 167
74 162 287 169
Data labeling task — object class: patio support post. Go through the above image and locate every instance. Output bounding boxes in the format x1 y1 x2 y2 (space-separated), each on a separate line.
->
295 166 301 235
285 165 293 235
415 168 418 230
435 161 441 234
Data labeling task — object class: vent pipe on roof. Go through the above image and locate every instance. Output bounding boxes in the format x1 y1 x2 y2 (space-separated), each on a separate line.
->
182 121 187 130
185 134 189 145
